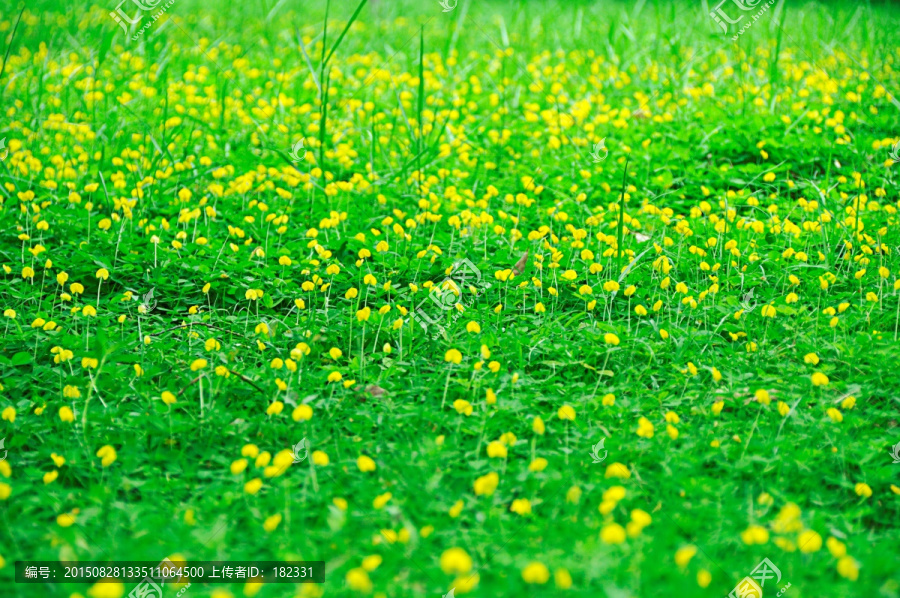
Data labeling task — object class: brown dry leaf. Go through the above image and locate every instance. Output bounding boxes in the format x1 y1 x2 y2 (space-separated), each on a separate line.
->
513 250 529 275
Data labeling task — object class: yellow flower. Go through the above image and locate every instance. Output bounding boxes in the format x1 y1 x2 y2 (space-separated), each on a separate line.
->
528 458 548 472
636 416 654 438
811 372 829 386
161 391 176 405
312 451 329 466
602 393 615 406
854 482 872 498
836 556 859 581
345 568 372 592
263 514 282 532
242 444 260 458
740 525 769 545
674 546 697 567
292 404 313 421
440 547 473 574
604 333 620 346
697 570 712 588
362 554 382 572
521 561 550 584
59 406 75 422
444 349 463 364
190 358 207 371
86 580 125 598
1 407 15 423
453 399 473 416
57 511 78 527
474 472 499 496
43 470 59 484
798 530 822 553
266 401 284 415
804 352 820 365
600 523 627 544
826 407 843 423
826 537 847 558
510 498 532 515
373 492 392 509
96 445 117 467
557 405 576 421
754 389 770 405
357 455 376 472
230 459 248 475
244 478 263 495
604 463 631 479
486 441 507 458
554 568 572 590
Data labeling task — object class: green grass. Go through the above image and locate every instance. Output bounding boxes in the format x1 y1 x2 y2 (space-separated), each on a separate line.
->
1 0 900 596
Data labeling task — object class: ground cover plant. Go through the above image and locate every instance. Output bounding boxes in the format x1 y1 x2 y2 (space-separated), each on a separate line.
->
1 0 900 596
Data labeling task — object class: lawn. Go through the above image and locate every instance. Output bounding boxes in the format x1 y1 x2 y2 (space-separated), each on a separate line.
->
1 0 899 596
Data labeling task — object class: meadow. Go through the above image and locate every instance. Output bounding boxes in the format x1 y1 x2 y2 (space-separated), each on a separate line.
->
1 0 900 596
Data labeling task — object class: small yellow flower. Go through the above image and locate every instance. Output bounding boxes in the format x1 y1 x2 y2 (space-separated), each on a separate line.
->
557 405 576 421
854 482 872 498
244 478 263 495
357 455 376 472
521 561 550 584
444 348 463 364
740 525 769 545
263 513 282 532
600 523 627 544
811 372 829 386
58 406 75 422
474 471 499 496
96 445 117 467
440 547 473 574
